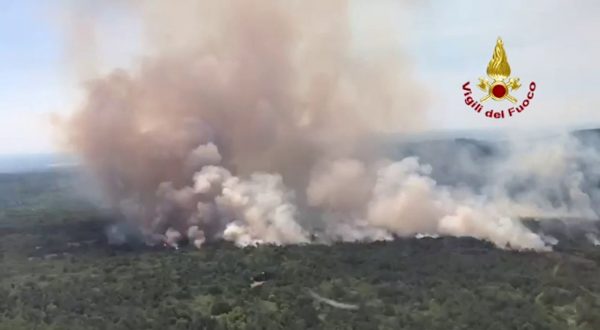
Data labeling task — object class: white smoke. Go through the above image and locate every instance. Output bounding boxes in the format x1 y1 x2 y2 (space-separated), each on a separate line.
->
486 134 600 219
129 139 580 251
57 0 600 252
306 156 551 250
586 233 600 246
216 172 309 246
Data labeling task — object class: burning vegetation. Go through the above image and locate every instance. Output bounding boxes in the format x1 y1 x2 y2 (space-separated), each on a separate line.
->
55 0 600 252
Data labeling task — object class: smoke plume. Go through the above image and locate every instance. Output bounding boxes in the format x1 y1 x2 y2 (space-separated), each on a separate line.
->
60 0 599 251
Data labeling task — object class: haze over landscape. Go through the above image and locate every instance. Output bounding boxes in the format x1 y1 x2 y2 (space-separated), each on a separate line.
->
1 1 600 329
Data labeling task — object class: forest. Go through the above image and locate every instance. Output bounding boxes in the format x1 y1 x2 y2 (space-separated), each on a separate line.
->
1 169 599 329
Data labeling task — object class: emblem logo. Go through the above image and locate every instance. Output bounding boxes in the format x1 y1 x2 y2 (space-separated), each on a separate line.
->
478 38 520 103
461 37 537 119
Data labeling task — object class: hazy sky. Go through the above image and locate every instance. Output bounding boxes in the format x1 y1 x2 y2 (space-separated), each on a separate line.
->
1 0 599 154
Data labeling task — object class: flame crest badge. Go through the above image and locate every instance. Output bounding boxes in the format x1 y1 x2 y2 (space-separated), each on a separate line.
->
477 37 521 103
461 37 537 119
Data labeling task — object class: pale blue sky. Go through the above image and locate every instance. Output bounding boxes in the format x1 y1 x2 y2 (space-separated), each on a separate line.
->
0 1 69 154
1 0 599 154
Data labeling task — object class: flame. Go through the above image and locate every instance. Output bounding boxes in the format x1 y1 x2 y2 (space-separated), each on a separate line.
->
486 37 511 80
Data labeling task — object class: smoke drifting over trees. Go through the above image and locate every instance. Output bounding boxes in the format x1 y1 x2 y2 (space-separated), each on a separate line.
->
60 0 600 251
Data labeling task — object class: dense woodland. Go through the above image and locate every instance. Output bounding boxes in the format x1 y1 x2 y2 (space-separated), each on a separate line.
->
1 170 599 329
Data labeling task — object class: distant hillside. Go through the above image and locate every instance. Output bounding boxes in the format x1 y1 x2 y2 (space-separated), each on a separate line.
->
0 154 78 174
2 127 599 176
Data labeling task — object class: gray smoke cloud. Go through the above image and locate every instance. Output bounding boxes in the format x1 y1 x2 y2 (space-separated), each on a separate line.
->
59 0 600 251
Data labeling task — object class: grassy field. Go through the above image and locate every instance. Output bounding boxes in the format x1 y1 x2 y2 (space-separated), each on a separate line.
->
1 170 599 329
